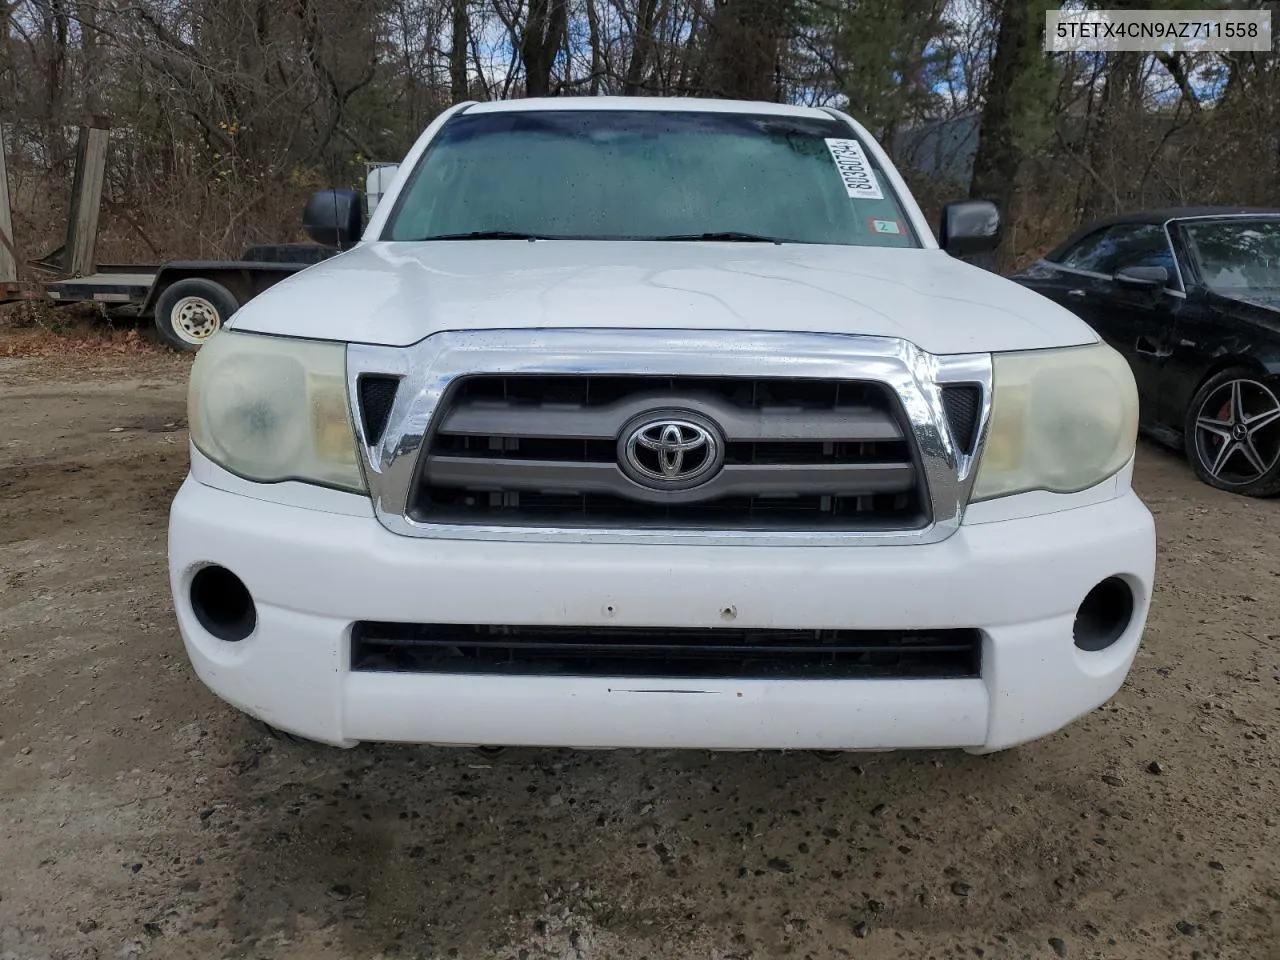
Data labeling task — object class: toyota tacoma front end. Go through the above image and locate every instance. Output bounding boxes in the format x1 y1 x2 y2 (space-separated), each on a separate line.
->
167 97 1155 753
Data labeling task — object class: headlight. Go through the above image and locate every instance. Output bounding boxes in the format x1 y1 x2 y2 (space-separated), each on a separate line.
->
971 341 1138 500
188 329 365 493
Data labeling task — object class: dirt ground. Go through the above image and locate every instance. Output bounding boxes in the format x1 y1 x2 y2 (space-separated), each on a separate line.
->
2 345 1280 960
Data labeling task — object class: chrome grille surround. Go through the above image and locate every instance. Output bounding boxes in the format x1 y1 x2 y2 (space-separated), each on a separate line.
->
346 328 993 547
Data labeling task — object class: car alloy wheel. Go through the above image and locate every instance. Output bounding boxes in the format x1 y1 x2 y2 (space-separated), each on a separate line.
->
1190 375 1280 493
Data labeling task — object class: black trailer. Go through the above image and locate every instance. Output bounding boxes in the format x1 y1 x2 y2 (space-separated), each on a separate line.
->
0 117 341 351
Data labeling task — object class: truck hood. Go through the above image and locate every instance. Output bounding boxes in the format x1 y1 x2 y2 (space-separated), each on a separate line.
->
229 240 1098 355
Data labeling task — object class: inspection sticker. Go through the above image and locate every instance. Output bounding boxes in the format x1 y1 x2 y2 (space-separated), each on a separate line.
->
824 138 883 200
870 218 902 235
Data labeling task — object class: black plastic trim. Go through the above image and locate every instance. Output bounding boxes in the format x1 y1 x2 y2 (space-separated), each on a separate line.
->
351 622 982 680
190 566 256 643
357 374 401 446
941 384 981 455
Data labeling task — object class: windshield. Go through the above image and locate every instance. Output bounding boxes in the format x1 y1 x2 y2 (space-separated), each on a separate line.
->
382 110 918 247
1182 218 1280 300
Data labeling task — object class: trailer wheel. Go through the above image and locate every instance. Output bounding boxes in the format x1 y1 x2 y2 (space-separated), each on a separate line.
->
154 278 238 351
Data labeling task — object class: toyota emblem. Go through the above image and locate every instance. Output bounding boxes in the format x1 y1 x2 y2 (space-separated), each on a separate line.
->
618 411 725 491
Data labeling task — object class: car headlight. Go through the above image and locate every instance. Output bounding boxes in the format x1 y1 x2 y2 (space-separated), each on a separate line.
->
188 329 365 493
971 341 1138 500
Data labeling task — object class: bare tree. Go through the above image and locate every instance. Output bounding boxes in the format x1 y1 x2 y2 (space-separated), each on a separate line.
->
968 0 1049 268
517 0 569 96
1 0 1276 272
702 0 792 100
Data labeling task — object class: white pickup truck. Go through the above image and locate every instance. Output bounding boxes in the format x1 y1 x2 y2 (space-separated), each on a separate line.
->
167 96 1155 754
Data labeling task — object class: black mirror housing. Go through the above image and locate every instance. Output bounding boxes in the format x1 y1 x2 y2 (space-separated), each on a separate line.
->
1114 265 1168 290
938 200 1002 256
303 189 364 249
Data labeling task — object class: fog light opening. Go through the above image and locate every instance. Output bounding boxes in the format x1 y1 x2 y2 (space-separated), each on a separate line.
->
190 565 256 643
1073 576 1134 652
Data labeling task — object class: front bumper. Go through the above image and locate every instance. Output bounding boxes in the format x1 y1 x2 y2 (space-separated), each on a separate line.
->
167 475 1155 752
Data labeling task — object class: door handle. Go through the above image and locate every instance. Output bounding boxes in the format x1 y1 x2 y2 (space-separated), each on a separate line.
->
1135 336 1160 355
1066 289 1087 298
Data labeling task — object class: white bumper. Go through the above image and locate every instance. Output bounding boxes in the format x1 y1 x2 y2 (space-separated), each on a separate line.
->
167 476 1155 752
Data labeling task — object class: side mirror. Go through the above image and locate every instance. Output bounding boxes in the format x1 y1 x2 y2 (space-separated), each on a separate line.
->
303 188 363 250
1114 265 1168 291
938 199 1001 256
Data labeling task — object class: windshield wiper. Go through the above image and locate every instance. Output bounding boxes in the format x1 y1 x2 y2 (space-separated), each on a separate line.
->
643 231 792 244
418 230 553 241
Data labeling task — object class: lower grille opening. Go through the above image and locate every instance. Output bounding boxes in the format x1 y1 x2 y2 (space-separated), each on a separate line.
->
350 622 982 680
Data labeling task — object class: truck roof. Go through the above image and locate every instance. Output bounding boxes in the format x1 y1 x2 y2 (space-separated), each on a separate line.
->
461 96 838 120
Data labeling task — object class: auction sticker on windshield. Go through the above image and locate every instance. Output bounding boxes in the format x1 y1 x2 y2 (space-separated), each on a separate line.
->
824 138 884 200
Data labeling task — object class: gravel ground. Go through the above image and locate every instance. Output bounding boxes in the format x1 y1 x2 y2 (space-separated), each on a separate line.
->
2 351 1279 960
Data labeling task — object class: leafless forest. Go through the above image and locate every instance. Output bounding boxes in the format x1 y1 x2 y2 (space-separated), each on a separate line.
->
2 0 1278 271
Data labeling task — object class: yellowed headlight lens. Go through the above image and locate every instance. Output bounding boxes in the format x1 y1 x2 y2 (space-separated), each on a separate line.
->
972 342 1138 500
189 330 365 493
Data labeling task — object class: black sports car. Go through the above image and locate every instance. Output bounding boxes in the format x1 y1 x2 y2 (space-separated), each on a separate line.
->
1010 207 1280 497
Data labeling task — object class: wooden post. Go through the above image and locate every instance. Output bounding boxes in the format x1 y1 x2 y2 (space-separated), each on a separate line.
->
64 116 110 278
0 123 16 284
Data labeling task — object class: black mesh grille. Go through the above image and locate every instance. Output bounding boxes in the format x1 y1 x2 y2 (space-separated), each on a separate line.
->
941 385 981 455
419 489 921 529
446 374 887 409
350 622 983 680
428 434 909 466
357 375 400 446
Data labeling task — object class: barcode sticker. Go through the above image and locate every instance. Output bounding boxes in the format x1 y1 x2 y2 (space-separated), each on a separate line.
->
824 138 884 200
